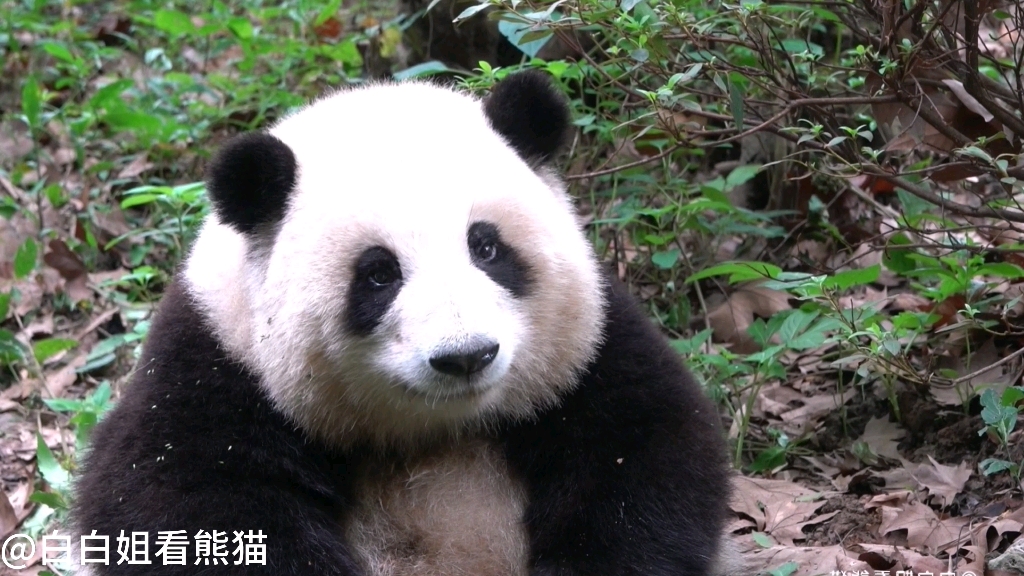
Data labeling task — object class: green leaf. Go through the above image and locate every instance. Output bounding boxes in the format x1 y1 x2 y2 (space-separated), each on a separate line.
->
43 398 87 413
14 237 37 279
497 19 553 58
120 193 161 209
728 77 744 129
103 110 162 135
630 48 649 62
1002 387 1024 407
787 327 829 350
668 63 703 88
959 145 994 165
454 3 490 22
748 445 787 472
883 234 916 273
393 61 453 81
823 265 880 290
21 76 41 129
976 262 1024 279
36 434 70 492
980 458 1016 476
0 329 24 365
41 42 75 63
686 261 781 284
881 335 901 356
0 292 9 320
91 381 113 408
778 310 819 344
621 0 644 10
751 532 773 548
314 0 343 24
980 388 1017 438
725 165 761 190
88 79 133 109
779 38 823 55
632 1 657 22
29 491 67 511
807 6 840 21
895 187 935 218
73 410 99 449
227 17 254 40
153 9 195 36
651 249 680 270
33 338 77 363
44 184 65 208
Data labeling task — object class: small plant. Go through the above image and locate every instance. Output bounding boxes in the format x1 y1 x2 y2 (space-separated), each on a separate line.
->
979 387 1024 481
114 182 209 266
19 383 113 544
748 428 794 474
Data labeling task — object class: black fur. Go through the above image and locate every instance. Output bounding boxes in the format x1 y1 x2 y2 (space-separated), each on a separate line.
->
501 278 731 575
484 70 570 164
345 246 404 336
206 132 297 234
72 282 364 575
72 275 729 575
468 221 533 298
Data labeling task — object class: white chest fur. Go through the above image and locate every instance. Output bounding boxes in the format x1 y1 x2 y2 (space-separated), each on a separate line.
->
345 439 529 576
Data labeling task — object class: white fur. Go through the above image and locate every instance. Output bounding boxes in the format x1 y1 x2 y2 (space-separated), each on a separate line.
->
185 81 606 448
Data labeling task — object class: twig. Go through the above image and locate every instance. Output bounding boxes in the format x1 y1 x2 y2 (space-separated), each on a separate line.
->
565 143 688 181
864 165 1024 224
951 346 1024 386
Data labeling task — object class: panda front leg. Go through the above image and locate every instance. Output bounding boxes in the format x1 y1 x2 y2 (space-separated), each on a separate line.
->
68 282 366 576
500 279 732 576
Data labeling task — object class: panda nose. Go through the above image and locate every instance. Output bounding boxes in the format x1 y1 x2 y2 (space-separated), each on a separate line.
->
429 340 500 376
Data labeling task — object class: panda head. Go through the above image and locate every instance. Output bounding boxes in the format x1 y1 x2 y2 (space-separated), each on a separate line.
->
185 72 605 448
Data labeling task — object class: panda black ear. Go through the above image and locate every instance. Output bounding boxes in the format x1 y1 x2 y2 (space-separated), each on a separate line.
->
205 132 297 234
483 70 570 164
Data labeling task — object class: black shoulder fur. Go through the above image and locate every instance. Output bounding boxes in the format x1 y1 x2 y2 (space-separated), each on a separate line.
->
500 277 731 575
72 276 729 575
72 282 364 575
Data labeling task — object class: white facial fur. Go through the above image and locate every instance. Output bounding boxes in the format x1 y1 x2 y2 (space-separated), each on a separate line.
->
184 80 606 448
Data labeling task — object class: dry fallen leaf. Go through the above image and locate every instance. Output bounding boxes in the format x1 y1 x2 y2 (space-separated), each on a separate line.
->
43 239 91 303
990 535 1024 573
745 544 871 575
706 284 791 354
872 467 917 493
0 490 18 540
878 500 971 553
932 338 1011 406
908 456 972 509
984 506 1024 547
730 476 835 545
858 417 905 461
855 543 971 576
116 154 154 180
942 79 994 123
779 388 858 428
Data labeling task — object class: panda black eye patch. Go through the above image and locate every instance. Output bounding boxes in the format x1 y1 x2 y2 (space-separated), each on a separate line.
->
345 246 403 336
467 222 532 299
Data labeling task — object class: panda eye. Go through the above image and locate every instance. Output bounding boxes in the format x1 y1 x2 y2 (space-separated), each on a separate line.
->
368 267 399 287
354 247 401 289
473 240 498 263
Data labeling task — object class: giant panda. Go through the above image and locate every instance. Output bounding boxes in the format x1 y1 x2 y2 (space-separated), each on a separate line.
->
70 71 738 576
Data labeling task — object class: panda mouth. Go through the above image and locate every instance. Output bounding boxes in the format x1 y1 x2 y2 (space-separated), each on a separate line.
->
402 377 489 402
